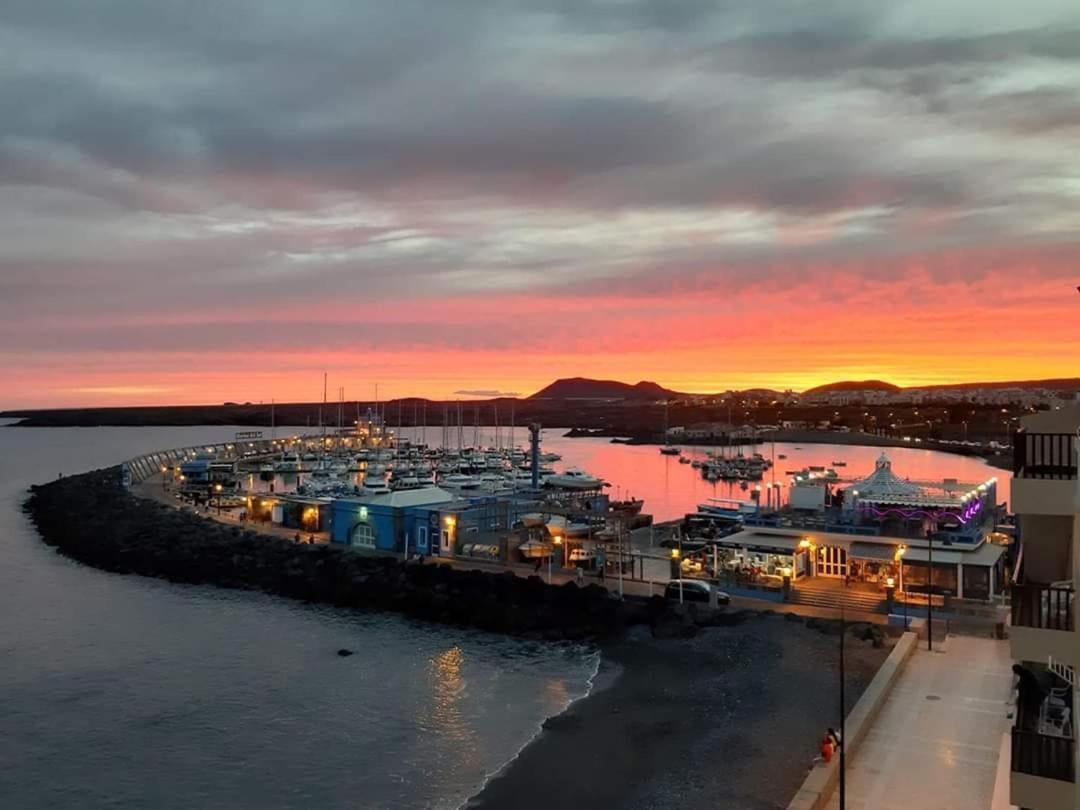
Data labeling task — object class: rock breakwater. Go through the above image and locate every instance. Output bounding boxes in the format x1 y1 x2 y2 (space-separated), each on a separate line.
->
25 467 646 640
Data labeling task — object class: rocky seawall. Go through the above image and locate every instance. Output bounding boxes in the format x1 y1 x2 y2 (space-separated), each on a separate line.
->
25 467 647 640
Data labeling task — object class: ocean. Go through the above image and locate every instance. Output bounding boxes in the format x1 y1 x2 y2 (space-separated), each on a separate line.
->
0 422 597 809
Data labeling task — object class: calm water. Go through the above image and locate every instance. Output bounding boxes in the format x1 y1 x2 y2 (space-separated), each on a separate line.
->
396 428 1012 521
0 422 597 809
0 422 1008 808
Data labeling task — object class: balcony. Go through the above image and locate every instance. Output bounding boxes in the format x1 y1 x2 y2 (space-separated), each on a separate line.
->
1012 728 1075 782
1011 584 1077 667
1013 431 1078 480
1011 728 1076 810
1014 585 1076 631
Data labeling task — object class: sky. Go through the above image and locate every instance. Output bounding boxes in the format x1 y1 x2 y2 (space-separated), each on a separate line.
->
2 1 1079 408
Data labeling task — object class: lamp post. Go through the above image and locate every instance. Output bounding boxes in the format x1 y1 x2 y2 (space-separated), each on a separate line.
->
839 598 847 810
214 482 223 515
552 535 563 585
926 528 934 651
895 544 908 629
671 547 683 603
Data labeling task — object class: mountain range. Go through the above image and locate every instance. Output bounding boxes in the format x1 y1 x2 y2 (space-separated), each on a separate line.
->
527 376 1080 400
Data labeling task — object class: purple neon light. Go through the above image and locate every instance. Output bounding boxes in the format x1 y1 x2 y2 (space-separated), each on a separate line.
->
857 499 981 526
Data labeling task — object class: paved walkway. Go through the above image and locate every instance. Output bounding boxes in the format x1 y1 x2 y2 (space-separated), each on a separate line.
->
826 635 1014 810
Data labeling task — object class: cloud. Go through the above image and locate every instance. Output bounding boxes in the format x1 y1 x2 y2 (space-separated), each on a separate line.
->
1 0 1078 407
453 390 523 398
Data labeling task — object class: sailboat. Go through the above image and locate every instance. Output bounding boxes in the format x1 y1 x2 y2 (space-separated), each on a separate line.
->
659 399 681 455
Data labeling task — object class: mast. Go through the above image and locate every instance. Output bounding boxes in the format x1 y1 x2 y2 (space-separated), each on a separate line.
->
320 372 327 463
271 398 275 442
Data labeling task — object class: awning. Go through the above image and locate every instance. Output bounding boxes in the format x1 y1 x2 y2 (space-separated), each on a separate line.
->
713 534 801 555
849 542 898 561
902 541 1006 567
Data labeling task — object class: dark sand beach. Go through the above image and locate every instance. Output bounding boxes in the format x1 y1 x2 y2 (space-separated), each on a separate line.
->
468 614 889 810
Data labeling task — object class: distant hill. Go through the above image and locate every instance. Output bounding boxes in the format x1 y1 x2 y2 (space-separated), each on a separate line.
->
918 378 1080 392
528 377 680 400
802 380 902 395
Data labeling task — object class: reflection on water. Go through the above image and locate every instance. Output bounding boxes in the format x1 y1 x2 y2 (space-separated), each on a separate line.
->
397 427 1012 522
0 425 597 810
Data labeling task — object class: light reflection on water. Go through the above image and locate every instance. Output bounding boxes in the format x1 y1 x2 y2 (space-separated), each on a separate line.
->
396 427 1012 521
0 425 598 810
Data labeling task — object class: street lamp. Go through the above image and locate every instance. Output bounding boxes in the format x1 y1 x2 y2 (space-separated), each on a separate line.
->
671 546 683 603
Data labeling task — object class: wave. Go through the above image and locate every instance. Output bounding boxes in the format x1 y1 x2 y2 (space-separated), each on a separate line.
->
457 645 604 810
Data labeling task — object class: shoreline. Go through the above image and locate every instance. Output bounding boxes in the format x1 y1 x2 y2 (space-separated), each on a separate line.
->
465 619 891 810
582 429 1013 473
459 650 615 810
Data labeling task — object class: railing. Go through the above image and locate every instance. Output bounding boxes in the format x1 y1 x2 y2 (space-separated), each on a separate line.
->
1012 584 1075 631
1012 728 1076 782
1013 430 1078 480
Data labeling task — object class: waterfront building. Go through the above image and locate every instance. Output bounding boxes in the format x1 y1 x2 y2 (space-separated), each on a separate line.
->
1008 404 1078 810
247 494 332 533
329 488 530 557
713 453 1006 601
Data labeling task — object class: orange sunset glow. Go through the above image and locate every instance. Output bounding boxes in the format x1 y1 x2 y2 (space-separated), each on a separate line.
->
2 3 1079 409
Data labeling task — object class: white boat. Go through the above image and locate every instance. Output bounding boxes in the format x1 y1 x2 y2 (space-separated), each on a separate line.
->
275 452 302 473
360 481 391 496
441 473 480 490
545 468 604 490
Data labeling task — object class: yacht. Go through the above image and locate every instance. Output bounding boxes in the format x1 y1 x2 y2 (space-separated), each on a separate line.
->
441 473 480 490
660 445 681 456
545 468 604 490
275 452 302 473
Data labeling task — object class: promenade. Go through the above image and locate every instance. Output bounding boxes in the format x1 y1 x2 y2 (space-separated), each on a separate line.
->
825 635 1014 810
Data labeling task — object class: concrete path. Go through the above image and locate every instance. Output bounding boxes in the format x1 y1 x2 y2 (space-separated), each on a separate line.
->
826 635 1014 810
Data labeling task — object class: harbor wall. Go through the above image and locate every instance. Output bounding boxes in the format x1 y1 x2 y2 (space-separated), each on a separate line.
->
25 466 643 641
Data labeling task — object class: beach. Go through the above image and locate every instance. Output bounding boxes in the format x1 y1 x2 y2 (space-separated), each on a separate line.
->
468 615 890 810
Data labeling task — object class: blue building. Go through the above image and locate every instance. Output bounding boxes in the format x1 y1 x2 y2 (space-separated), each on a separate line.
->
330 488 526 557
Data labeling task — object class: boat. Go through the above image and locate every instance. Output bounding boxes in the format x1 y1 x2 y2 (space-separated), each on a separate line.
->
832 461 847 467
659 399 680 455
609 498 644 516
520 513 547 528
517 539 550 559
440 473 480 490
678 456 691 464
565 522 592 539
777 454 787 460
545 468 604 490
697 498 759 520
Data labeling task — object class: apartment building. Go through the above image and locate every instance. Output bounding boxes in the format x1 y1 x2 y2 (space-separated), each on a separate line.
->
1010 404 1079 810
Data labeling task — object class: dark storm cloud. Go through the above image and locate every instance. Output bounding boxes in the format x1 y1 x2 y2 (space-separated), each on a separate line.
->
1 0 1079 334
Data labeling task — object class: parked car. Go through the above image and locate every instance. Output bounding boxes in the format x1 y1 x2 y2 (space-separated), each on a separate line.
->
664 580 730 605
